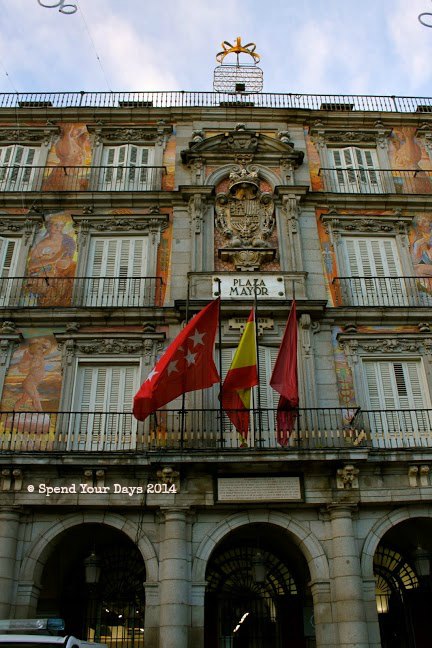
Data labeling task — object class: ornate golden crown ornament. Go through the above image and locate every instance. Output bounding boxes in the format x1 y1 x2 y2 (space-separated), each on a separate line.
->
216 37 261 64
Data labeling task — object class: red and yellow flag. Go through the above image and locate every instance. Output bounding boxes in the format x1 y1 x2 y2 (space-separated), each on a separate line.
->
220 308 258 437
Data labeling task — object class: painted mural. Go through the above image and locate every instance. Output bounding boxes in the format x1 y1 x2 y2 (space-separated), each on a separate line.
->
24 212 77 307
43 123 92 191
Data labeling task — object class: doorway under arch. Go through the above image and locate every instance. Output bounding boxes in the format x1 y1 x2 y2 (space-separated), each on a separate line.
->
204 523 314 648
37 523 146 648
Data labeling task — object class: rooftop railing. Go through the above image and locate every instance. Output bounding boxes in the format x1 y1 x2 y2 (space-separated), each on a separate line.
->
318 168 432 194
0 165 166 193
0 407 431 452
0 92 429 112
332 277 432 308
0 276 163 308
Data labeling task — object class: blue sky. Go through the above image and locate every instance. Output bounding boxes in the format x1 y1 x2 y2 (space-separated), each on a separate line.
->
0 0 431 96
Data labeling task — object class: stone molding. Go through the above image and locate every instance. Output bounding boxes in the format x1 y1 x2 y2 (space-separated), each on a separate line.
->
88 122 172 147
310 119 392 149
320 210 412 239
0 125 59 146
338 334 432 361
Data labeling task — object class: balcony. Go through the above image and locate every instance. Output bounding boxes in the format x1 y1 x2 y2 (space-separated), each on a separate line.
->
0 276 163 308
0 91 431 112
333 276 432 307
1 407 431 452
318 168 432 194
0 165 166 192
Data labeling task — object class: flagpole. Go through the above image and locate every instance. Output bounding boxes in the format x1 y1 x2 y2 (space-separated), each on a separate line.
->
254 286 263 448
215 279 224 447
292 279 299 447
180 280 191 449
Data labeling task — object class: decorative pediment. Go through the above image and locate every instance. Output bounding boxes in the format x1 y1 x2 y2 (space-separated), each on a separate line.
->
310 120 392 149
337 333 432 359
181 124 304 167
416 122 432 154
0 125 60 146
73 208 168 236
88 122 172 146
320 210 412 237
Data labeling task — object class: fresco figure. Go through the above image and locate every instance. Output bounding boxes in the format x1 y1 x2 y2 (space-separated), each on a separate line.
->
43 123 90 190
13 338 53 411
26 214 76 306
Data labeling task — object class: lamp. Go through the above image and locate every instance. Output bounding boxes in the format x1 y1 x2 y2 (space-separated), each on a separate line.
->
252 550 267 584
412 546 431 579
84 550 102 585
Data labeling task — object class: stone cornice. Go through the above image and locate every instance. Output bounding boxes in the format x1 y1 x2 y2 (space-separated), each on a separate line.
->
87 122 172 146
0 125 60 146
310 120 392 149
72 209 168 234
337 333 432 356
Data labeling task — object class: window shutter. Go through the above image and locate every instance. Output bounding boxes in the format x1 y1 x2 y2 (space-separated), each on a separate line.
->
331 147 379 192
0 238 19 305
21 147 37 185
363 360 429 444
74 364 138 450
0 146 13 183
343 237 404 305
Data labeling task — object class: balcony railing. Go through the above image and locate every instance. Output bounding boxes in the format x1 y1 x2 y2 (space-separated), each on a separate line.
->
333 277 432 307
318 168 432 194
0 165 166 192
0 91 430 112
1 407 431 452
0 276 163 308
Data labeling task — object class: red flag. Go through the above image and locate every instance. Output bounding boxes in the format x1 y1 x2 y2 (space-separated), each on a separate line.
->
270 300 299 446
220 309 258 438
133 299 220 421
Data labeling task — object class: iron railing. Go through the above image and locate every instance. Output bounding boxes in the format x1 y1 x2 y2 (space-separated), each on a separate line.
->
0 276 163 308
0 165 166 192
0 92 430 112
0 407 431 451
318 168 432 194
333 277 432 307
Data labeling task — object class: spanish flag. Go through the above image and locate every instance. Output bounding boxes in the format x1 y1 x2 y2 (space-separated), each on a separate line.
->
221 308 258 438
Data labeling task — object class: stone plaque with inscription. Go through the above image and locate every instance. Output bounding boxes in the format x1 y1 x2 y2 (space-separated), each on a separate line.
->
213 275 286 299
217 476 302 502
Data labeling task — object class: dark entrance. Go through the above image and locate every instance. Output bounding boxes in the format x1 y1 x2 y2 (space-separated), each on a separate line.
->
374 518 432 648
37 524 145 648
204 524 314 648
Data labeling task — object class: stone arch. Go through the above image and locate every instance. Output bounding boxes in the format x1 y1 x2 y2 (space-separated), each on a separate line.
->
192 510 329 583
19 511 158 588
361 505 432 579
205 164 280 189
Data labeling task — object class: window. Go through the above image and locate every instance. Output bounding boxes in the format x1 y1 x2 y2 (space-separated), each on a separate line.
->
0 237 20 306
363 359 431 445
0 145 39 191
85 237 149 307
100 145 154 190
330 146 381 193
342 236 407 306
70 363 139 451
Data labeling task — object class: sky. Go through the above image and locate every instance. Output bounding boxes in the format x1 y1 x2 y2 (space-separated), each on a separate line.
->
0 0 431 97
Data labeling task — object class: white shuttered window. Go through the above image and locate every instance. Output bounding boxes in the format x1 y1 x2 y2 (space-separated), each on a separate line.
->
71 364 138 450
85 237 149 306
100 145 154 190
0 238 20 306
363 360 430 446
0 145 39 191
331 147 380 193
342 237 406 306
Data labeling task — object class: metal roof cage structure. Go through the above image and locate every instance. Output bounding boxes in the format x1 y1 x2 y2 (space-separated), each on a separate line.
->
213 37 263 93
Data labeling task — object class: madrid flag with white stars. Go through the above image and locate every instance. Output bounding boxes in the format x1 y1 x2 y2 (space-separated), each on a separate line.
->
133 299 220 421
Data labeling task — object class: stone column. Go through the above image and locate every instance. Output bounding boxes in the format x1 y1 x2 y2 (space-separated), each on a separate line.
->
310 579 337 647
159 508 190 648
190 582 206 648
328 505 369 648
0 507 21 617
143 582 159 648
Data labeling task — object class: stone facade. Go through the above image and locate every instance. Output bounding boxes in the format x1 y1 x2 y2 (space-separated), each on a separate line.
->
0 93 431 647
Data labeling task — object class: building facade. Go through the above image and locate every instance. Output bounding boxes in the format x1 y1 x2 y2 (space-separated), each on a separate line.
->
0 91 431 647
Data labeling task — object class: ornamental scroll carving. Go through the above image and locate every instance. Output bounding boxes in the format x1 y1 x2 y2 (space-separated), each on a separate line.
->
339 336 432 362
77 339 144 355
215 165 276 270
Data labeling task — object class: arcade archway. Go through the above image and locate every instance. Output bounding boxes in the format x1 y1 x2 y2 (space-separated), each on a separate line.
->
36 523 146 648
204 523 313 648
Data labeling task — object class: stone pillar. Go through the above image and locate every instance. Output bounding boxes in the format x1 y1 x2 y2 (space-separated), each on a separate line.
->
363 578 381 647
329 505 369 648
190 582 206 648
159 508 190 648
0 507 21 617
143 582 159 648
310 580 337 647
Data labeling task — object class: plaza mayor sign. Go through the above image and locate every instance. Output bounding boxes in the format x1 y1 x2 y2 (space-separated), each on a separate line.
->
213 275 286 299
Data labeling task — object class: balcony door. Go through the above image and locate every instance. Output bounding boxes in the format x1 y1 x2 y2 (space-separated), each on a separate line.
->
0 237 20 307
363 359 431 447
85 237 148 307
330 146 381 193
0 145 39 191
70 363 139 451
100 145 154 191
342 237 407 306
